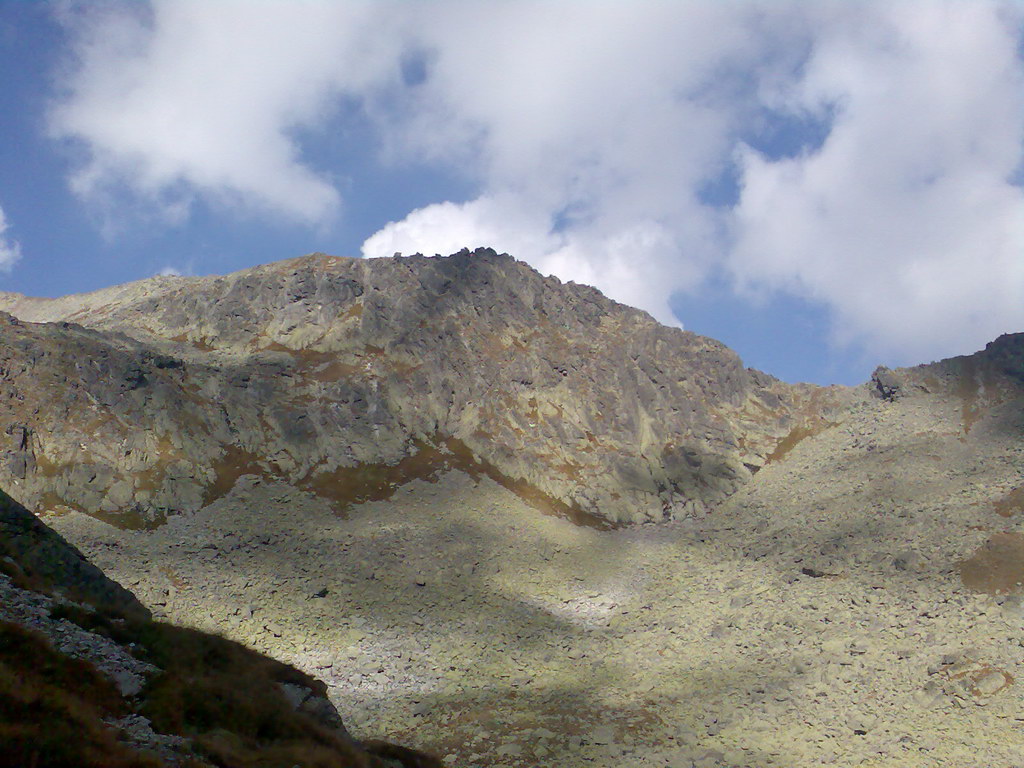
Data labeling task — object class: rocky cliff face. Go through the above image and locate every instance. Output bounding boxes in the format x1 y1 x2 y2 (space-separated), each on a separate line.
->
40 328 1024 768
0 249 843 527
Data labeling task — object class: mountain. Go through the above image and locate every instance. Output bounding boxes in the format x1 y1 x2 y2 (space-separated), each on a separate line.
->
0 248 844 529
35 322 1024 768
3 249 1023 767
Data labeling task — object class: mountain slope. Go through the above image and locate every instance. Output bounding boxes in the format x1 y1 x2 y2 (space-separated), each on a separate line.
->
0 248 843 527
0 486 147 620
0 485 444 767
44 329 1024 767
4 247 1024 766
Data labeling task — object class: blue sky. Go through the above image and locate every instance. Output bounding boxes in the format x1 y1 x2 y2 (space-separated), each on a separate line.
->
1 1 1022 386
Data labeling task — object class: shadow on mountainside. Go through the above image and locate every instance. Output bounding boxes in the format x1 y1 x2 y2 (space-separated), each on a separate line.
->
35 363 1024 766
226 502 801 766
44 471 809 767
374 666 796 768
0 489 445 768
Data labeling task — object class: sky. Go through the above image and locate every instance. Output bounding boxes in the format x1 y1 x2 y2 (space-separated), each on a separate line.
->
0 1 1022 386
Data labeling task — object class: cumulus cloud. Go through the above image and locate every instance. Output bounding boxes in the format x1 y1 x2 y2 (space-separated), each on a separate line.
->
363 196 559 265
49 0 1024 368
364 2 781 320
730 2 1024 363
362 196 694 325
49 0 402 224
368 0 1024 364
0 205 22 272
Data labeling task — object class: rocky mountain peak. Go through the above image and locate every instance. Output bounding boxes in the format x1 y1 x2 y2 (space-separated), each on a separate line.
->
0 248 840 527
5 250 1024 767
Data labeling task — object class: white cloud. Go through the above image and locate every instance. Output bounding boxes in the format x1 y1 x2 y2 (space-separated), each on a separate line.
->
363 196 560 264
0 205 22 272
730 1 1024 363
365 2 784 321
50 0 403 224
363 197 690 325
368 0 1024 364
49 1 1024 370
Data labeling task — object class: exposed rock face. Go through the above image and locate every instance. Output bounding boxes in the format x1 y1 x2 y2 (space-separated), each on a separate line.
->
0 249 842 526
870 366 902 400
0 486 148 620
875 331 1024 436
43 326 1024 768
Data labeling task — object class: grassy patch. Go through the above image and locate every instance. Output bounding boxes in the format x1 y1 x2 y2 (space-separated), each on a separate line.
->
299 440 448 509
301 435 614 530
203 444 282 506
0 621 160 768
995 486 1024 518
959 532 1024 595
0 557 49 596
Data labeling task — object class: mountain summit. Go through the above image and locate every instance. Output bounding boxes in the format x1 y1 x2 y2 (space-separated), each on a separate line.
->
0 248 838 528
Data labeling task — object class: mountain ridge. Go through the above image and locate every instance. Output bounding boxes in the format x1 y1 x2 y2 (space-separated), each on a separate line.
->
4 248 1024 766
0 248 843 527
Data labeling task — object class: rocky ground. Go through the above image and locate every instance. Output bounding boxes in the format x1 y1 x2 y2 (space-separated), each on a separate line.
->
2 483 444 767
46 371 1024 768
0 574 193 764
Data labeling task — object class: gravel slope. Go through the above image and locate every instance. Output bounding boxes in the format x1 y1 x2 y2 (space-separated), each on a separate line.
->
46 376 1024 767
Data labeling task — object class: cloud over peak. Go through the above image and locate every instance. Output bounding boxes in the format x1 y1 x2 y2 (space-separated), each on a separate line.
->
47 0 1024 370
0 205 22 273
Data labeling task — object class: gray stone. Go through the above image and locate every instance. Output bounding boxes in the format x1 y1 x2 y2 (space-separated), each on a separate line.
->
848 713 878 734
495 742 523 757
974 670 1010 696
871 366 902 400
893 551 923 571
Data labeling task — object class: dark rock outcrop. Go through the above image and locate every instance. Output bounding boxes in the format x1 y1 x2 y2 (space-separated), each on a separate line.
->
0 487 149 620
871 366 902 400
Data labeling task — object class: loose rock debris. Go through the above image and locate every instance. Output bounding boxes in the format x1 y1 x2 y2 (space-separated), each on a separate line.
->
48 379 1024 767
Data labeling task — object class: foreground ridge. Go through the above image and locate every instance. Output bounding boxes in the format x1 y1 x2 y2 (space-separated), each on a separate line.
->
0 488 445 767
